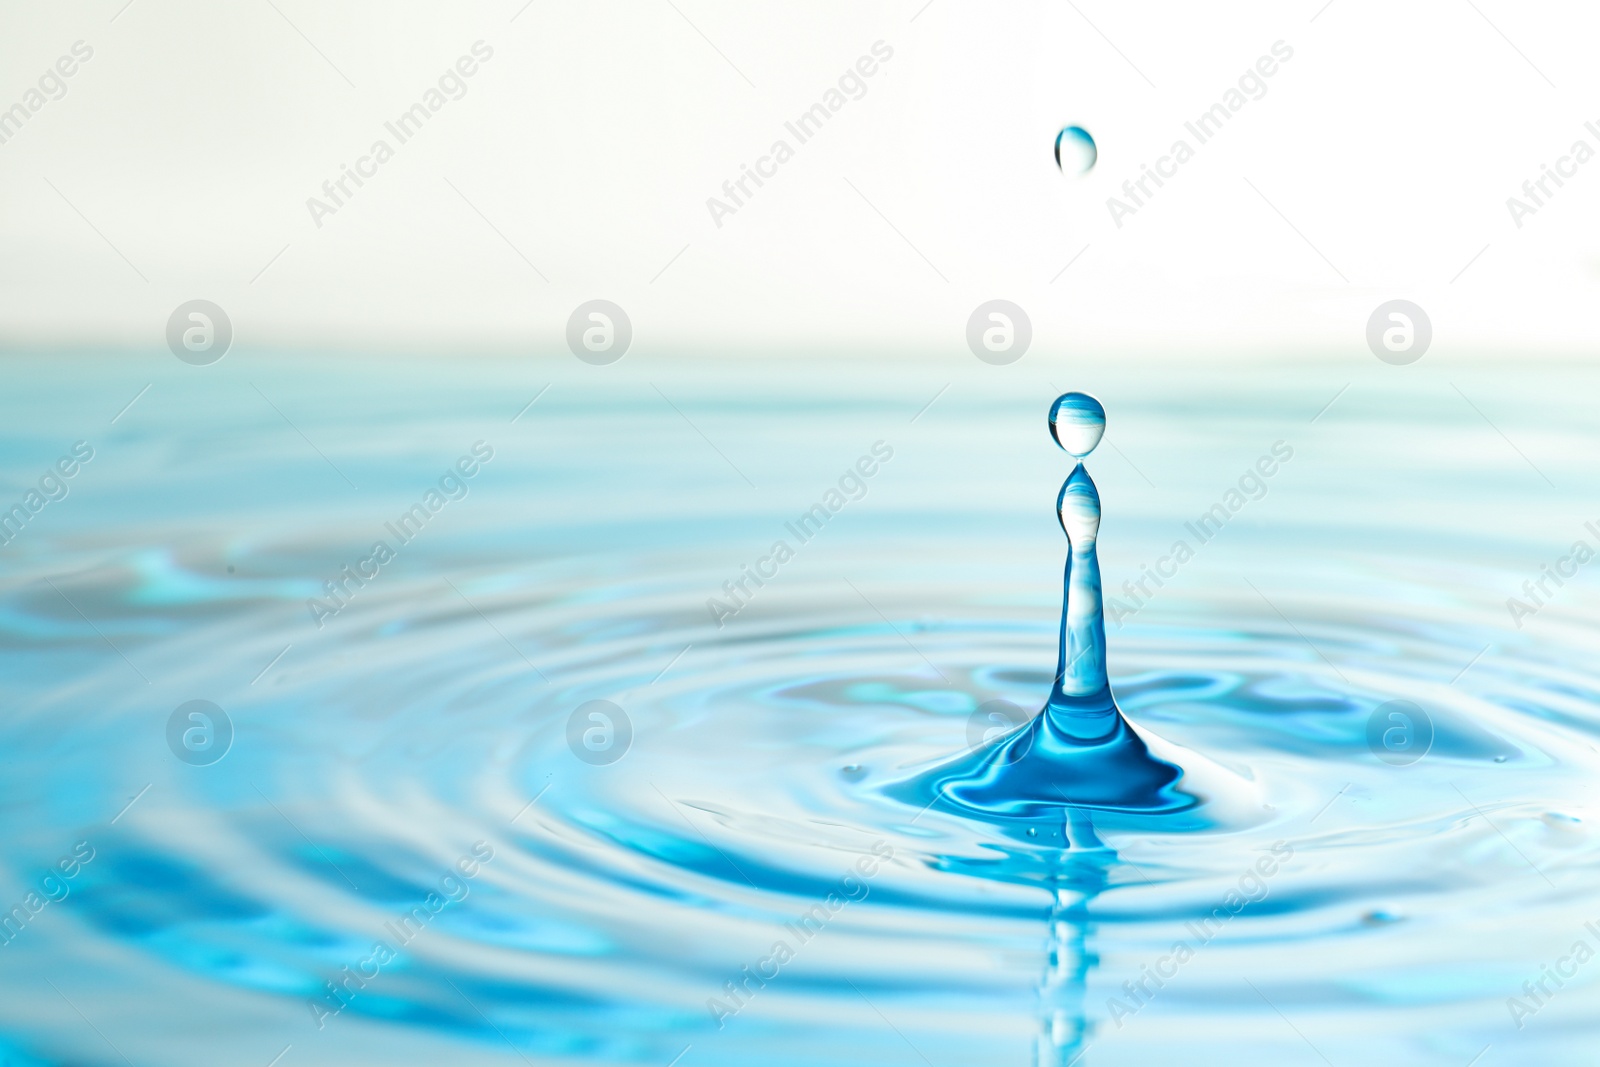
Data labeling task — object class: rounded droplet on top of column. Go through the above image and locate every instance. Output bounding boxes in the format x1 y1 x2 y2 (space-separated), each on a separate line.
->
1049 393 1106 458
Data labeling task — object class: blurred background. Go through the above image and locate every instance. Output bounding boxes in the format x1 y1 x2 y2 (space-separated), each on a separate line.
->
2 0 1597 358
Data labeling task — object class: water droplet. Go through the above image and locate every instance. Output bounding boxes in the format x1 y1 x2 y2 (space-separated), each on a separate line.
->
1362 910 1402 927
1056 465 1103 575
1049 392 1106 459
840 764 867 782
1026 827 1038 837
1054 125 1097 176
1494 754 1508 763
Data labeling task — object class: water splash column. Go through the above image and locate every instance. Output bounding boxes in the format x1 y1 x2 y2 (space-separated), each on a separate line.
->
890 390 1189 819
1046 393 1118 739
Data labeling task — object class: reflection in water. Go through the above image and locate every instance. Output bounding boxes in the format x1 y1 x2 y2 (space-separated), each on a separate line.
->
1035 808 1112 1066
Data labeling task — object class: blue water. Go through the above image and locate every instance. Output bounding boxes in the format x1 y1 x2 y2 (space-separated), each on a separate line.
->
4 353 1599 1065
894 394 1192 824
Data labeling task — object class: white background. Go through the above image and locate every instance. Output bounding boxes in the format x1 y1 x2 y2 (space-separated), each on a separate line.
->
1 0 1596 358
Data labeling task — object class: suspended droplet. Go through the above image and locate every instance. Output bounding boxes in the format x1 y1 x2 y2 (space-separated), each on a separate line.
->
1049 392 1106 458
1054 125 1097 176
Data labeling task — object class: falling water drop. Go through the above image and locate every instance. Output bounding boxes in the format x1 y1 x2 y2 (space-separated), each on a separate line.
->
1054 125 1097 176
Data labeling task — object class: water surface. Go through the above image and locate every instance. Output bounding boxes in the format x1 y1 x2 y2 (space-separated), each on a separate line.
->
2 353 1597 1065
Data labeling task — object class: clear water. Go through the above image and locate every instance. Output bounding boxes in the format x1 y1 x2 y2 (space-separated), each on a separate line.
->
5 354 1599 1065
1054 126 1097 176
